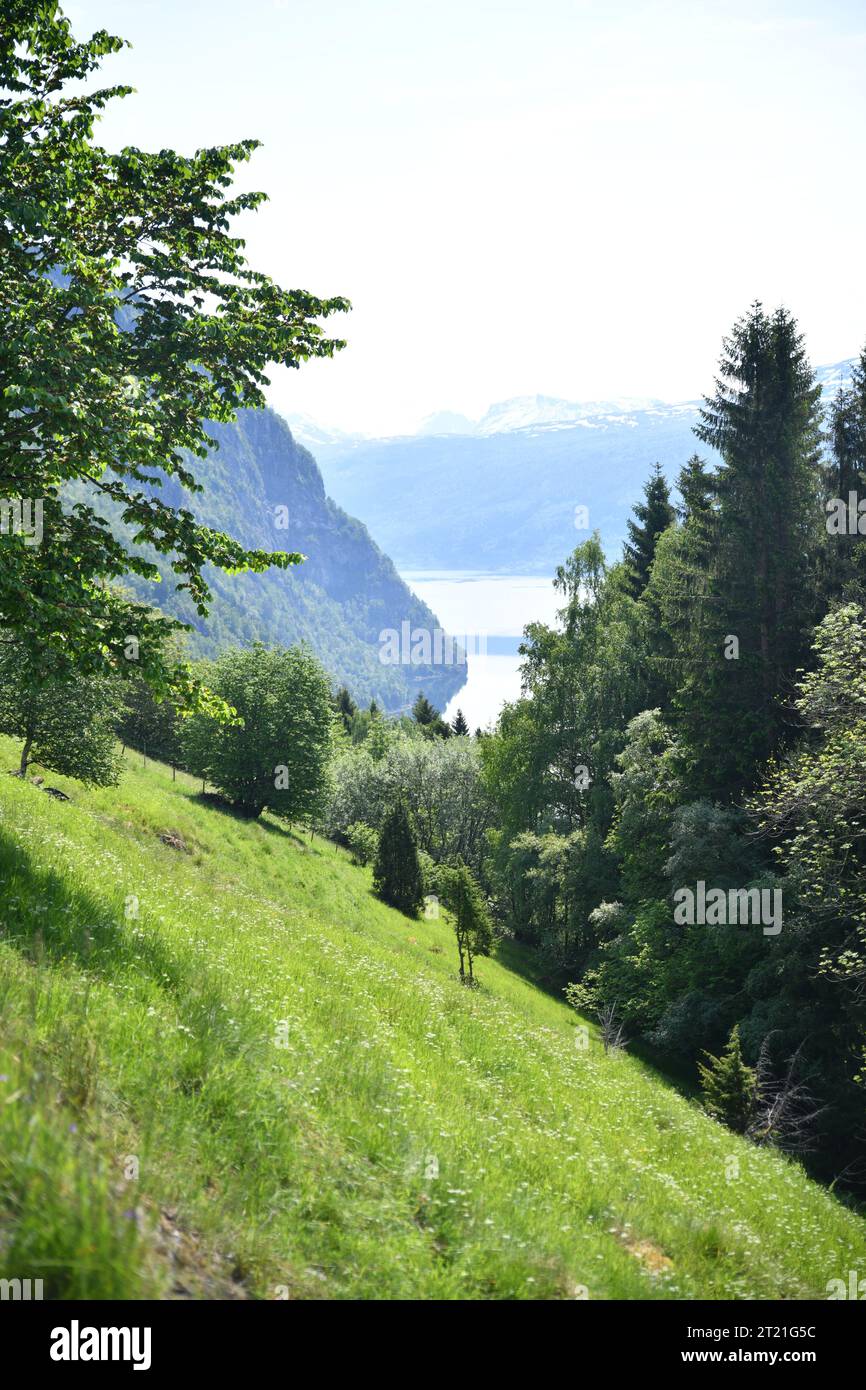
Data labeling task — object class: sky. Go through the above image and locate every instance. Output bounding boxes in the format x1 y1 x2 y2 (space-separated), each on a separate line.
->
67 0 866 436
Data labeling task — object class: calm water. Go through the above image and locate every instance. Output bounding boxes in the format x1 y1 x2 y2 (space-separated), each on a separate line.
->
400 571 559 730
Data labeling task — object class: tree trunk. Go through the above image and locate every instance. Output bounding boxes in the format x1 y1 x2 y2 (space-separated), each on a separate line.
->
19 733 33 777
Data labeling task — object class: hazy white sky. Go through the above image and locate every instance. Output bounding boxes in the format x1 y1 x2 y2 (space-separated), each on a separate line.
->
68 0 866 435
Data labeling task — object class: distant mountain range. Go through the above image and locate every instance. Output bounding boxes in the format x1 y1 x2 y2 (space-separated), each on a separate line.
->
288 361 855 574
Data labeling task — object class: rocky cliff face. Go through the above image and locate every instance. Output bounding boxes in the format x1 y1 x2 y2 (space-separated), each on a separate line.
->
124 407 464 712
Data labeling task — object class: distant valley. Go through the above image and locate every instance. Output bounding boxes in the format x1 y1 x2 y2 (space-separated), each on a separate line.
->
291 361 854 573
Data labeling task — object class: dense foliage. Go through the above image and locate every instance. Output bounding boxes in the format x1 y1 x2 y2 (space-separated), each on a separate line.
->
0 0 345 709
475 304 866 1183
182 644 333 821
0 641 123 785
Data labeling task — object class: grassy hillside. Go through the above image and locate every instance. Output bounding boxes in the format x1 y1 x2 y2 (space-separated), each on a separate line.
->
0 737 863 1300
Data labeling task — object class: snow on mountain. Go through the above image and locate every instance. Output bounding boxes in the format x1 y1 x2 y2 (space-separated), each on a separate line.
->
289 360 859 450
417 410 478 436
474 393 666 435
284 413 363 451
814 359 856 399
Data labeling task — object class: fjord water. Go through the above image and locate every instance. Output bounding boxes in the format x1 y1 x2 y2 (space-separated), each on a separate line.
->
401 571 559 729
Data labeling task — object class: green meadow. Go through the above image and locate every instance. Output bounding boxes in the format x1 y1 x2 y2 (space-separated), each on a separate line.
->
0 735 863 1300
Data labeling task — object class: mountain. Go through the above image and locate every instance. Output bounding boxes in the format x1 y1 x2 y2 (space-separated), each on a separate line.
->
103 408 466 712
299 362 856 574
472 393 684 436
283 412 363 450
417 409 478 436
306 401 712 572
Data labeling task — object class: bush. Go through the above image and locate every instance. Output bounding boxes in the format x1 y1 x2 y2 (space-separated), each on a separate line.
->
698 1025 756 1133
323 735 492 875
346 822 378 867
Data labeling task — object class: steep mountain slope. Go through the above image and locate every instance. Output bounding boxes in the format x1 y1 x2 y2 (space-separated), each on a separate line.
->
109 408 465 712
302 361 856 573
1 740 864 1299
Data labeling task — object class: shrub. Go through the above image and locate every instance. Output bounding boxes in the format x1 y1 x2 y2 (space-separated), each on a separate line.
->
698 1024 756 1133
346 822 378 867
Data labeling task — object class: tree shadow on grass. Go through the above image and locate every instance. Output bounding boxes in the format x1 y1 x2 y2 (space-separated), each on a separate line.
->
191 791 309 847
0 822 266 1071
0 822 274 1298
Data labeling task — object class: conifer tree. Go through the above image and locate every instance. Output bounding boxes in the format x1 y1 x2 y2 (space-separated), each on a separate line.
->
412 693 438 726
334 686 357 734
823 349 866 602
645 456 717 706
676 454 715 525
670 303 823 793
698 1025 756 1134
623 463 675 596
451 708 469 736
372 800 424 916
827 350 866 500
412 692 451 739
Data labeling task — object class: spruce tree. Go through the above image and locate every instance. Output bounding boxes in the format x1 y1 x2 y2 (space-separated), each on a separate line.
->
673 303 823 793
334 686 357 734
827 350 866 499
412 692 451 739
623 463 675 597
823 349 866 602
698 1025 756 1134
451 708 469 736
646 456 717 707
372 800 424 916
412 693 437 726
676 454 715 525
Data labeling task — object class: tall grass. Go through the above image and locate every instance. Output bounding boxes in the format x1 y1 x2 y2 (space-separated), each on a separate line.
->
0 737 864 1299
